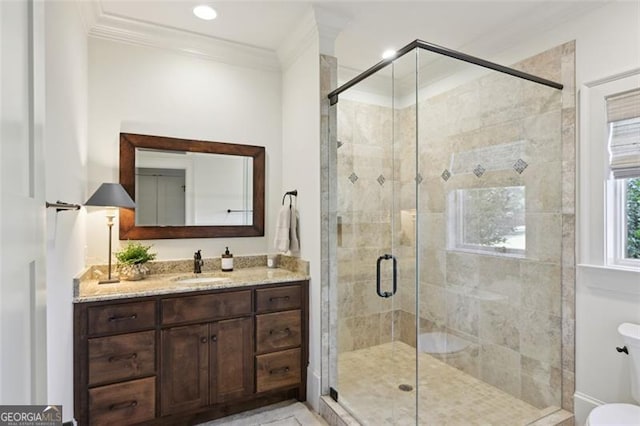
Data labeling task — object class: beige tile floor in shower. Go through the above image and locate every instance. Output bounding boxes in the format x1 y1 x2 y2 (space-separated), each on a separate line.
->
338 342 554 426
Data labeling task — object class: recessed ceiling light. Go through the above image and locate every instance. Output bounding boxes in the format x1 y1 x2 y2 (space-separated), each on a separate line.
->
193 5 217 20
382 49 397 60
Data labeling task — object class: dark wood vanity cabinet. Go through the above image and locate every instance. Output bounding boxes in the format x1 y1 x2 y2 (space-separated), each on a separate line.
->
160 317 253 415
74 280 308 425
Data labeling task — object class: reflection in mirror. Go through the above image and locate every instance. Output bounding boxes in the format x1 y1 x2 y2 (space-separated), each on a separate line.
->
134 149 253 226
119 133 265 240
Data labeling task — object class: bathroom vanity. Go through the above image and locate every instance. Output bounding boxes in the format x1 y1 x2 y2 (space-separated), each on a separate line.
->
73 264 308 425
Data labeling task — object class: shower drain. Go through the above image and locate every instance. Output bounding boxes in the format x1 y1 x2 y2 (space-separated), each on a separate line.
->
398 384 413 392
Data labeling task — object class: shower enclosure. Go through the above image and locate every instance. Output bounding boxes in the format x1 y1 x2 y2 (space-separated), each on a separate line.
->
326 40 570 425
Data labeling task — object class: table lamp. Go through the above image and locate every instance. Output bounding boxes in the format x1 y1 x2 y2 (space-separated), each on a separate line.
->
85 183 136 284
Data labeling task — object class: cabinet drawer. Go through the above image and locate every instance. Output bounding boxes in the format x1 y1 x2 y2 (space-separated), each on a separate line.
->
87 301 156 336
255 285 301 313
88 330 155 386
256 348 301 393
88 377 155 426
162 290 251 325
256 310 301 353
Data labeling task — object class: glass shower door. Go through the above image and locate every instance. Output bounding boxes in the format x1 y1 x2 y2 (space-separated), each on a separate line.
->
330 51 419 425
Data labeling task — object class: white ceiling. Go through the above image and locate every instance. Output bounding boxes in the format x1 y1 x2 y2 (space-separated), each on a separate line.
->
97 0 611 74
100 1 310 51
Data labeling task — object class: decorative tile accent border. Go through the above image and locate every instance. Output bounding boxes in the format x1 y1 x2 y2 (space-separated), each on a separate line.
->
473 164 486 177
514 158 529 174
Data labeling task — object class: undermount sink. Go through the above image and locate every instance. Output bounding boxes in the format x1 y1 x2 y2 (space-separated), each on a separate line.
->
174 276 227 285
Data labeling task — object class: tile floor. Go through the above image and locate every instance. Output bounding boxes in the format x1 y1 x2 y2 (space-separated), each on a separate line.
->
200 400 327 426
337 342 557 426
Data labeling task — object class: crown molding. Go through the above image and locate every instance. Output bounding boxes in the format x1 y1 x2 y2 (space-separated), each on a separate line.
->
276 7 319 71
75 0 101 35
81 0 280 72
277 5 349 71
314 5 350 57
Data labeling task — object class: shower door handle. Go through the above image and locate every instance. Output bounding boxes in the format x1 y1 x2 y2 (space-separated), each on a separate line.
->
376 254 397 298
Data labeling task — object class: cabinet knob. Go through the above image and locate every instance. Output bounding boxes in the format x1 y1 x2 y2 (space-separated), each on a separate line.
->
211 335 217 342
200 337 208 344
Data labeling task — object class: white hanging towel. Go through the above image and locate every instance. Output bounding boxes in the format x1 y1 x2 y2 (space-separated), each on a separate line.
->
289 206 300 253
274 205 291 252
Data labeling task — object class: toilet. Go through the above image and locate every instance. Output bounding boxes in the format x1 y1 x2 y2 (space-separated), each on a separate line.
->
586 323 640 425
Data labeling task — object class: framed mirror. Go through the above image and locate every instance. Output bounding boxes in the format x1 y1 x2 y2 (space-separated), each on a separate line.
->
119 133 265 239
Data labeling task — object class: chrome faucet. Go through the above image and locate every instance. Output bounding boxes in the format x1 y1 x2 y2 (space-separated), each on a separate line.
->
194 250 204 274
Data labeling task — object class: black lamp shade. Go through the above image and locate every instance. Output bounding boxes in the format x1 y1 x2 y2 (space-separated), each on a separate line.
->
85 183 136 208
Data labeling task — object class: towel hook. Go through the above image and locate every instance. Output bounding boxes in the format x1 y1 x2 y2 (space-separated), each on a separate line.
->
282 189 298 207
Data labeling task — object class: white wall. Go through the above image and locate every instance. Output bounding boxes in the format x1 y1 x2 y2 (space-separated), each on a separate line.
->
87 37 282 262
487 2 640 424
44 1 87 421
281 35 322 409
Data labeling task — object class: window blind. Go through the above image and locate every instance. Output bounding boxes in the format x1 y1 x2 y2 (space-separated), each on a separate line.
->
607 88 640 179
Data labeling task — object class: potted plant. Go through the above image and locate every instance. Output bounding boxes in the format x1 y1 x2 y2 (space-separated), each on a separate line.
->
115 241 157 281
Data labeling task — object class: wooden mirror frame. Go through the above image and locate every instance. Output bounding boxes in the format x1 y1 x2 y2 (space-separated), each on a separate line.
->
119 133 265 239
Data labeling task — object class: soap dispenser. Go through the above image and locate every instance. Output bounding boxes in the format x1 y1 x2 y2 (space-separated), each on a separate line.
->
221 246 233 272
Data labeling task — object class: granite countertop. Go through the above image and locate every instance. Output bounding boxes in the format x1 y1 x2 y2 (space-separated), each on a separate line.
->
74 255 309 303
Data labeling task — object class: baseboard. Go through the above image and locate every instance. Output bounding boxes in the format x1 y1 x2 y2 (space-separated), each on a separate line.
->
306 367 321 411
574 392 604 426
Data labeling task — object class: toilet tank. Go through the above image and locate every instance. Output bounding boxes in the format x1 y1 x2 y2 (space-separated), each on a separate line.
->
619 323 640 403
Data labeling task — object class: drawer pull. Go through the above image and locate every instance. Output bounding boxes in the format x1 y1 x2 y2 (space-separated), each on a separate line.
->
269 366 290 375
269 296 290 302
200 337 208 344
269 327 291 336
108 352 138 363
109 400 138 411
108 314 138 322
211 335 217 342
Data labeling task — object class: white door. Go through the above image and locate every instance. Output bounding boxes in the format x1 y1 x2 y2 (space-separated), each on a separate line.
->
0 0 47 404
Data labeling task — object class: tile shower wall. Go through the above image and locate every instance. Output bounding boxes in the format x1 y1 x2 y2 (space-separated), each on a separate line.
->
335 99 401 352
335 42 575 411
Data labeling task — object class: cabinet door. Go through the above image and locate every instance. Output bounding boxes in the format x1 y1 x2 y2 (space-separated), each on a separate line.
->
210 317 253 404
161 324 209 415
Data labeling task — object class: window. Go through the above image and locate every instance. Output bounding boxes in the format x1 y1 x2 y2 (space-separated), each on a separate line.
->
608 177 640 267
448 185 525 256
606 88 640 268
628 178 640 259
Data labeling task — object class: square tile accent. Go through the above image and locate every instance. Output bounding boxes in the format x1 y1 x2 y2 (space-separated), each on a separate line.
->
377 174 386 186
473 164 486 178
514 158 529 174
348 172 358 184
441 169 451 182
